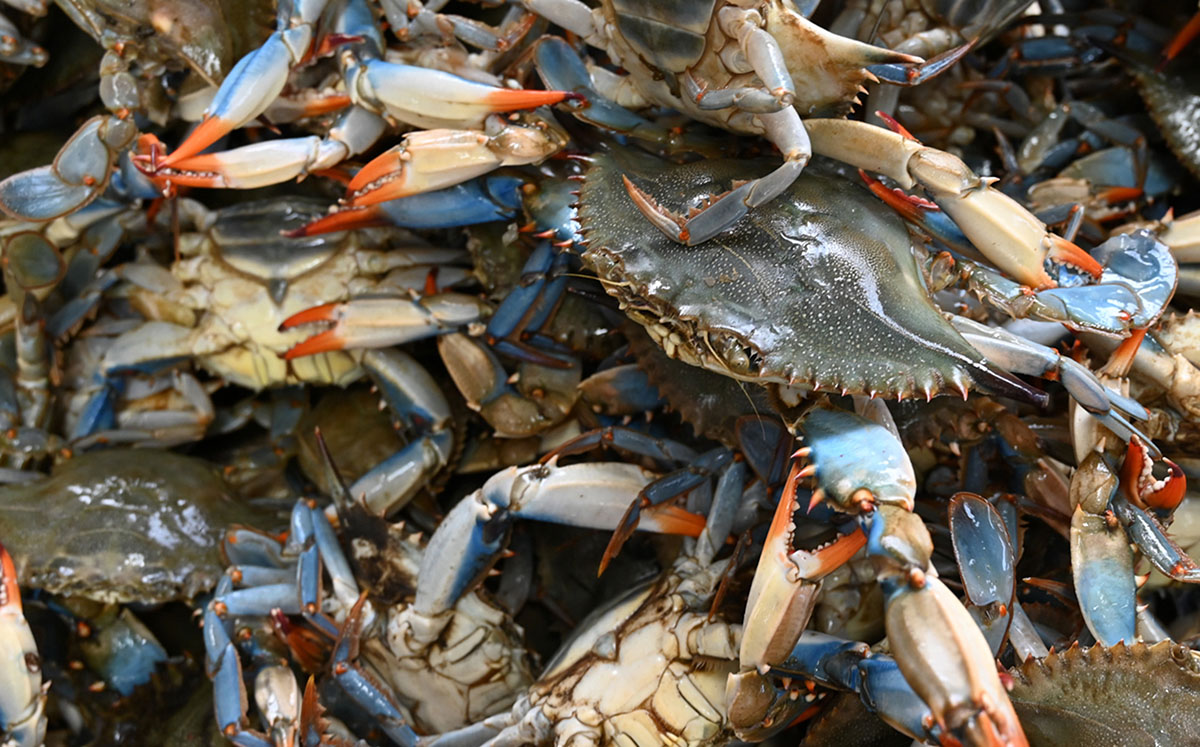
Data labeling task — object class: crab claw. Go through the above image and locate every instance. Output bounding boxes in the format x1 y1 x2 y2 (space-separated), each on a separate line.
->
344 114 566 207
796 407 917 513
740 460 866 672
1121 435 1186 512
280 294 490 359
886 575 1028 747
154 28 308 169
140 108 388 191
806 118 1101 290
345 57 579 130
0 542 47 747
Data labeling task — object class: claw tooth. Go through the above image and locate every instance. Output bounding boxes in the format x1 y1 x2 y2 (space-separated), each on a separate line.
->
792 447 811 459
807 488 825 513
797 464 816 479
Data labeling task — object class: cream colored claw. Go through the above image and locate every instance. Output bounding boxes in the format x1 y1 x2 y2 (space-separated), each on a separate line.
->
740 461 866 673
805 118 1101 290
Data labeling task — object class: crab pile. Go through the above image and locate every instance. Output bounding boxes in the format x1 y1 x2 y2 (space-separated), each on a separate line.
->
1 0 1200 744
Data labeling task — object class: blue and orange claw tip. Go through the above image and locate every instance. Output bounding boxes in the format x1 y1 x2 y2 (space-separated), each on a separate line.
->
157 116 234 169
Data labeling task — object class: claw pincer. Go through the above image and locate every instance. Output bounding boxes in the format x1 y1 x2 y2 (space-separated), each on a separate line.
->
778 407 1027 746
0 542 46 747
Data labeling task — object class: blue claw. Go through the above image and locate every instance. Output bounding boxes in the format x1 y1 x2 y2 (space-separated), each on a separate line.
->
949 493 1015 655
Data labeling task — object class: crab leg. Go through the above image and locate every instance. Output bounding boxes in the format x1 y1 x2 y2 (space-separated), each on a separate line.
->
152 0 330 170
342 113 567 208
331 349 456 517
0 542 46 747
330 595 419 747
766 631 946 742
0 11 46 67
950 315 1157 449
342 54 578 131
623 106 811 246
805 118 1100 290
739 460 867 673
949 494 1015 655
0 115 136 222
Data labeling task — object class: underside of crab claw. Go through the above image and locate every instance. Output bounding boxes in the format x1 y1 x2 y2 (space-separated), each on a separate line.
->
1120 435 1186 512
740 460 866 672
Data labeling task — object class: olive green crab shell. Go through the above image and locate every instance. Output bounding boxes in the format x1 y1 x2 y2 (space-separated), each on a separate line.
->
577 148 1029 401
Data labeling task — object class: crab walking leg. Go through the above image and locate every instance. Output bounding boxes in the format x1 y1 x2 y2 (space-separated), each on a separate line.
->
805 118 1100 290
0 115 137 222
0 10 46 67
343 113 568 208
142 107 387 190
623 106 811 245
0 542 46 747
793 407 1028 746
950 315 1157 450
332 349 456 517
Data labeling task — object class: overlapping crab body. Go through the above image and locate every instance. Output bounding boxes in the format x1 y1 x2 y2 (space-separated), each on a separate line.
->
577 149 1023 400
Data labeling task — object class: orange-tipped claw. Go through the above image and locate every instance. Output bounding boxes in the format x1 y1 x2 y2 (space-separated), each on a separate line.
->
347 150 403 194
283 206 388 238
482 88 581 111
1122 436 1186 511
279 303 338 331
859 169 938 223
597 502 706 576
740 461 865 671
156 116 235 170
0 542 21 615
283 330 344 359
1046 235 1103 279
1101 328 1147 379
